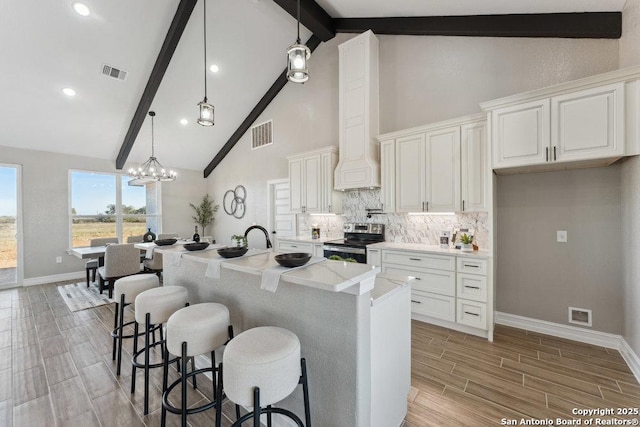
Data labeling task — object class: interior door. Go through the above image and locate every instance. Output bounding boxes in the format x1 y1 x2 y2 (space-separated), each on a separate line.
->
269 180 296 246
0 164 22 288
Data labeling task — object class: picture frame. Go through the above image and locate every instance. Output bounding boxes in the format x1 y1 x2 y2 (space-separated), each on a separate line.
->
451 228 474 249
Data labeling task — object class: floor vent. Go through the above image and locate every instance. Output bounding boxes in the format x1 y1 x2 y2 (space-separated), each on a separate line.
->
101 64 128 81
251 120 273 150
568 307 592 327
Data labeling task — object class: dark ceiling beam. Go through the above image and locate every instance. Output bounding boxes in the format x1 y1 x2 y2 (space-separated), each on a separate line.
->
272 0 335 42
203 35 321 178
333 12 621 39
115 0 198 170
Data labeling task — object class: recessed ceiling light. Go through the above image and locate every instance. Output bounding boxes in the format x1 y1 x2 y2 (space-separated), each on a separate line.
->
180 118 188 125
209 64 219 73
62 87 76 97
72 2 90 16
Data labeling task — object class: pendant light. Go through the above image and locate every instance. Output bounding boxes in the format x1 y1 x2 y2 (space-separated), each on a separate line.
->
128 111 176 183
197 0 214 126
286 0 310 83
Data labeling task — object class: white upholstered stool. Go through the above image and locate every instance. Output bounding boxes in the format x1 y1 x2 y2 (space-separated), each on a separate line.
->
162 303 234 427
216 326 311 427
110 274 159 376
131 285 188 415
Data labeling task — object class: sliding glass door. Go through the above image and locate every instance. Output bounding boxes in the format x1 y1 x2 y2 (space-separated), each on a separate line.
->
0 164 21 287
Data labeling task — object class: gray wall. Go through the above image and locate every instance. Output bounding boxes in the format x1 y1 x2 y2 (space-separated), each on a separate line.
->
496 167 623 333
0 145 207 280
208 33 619 247
620 0 640 355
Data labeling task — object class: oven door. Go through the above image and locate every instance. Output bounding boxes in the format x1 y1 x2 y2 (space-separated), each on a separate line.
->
323 245 367 264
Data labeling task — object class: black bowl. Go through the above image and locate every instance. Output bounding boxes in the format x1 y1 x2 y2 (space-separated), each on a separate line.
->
274 252 312 268
217 246 248 258
154 238 177 246
183 242 210 251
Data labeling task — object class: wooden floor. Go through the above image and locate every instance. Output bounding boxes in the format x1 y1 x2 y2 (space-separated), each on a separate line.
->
1 281 639 426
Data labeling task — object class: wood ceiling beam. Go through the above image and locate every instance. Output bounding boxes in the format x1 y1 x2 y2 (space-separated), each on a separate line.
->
203 35 321 178
115 0 198 170
272 0 335 42
333 12 621 39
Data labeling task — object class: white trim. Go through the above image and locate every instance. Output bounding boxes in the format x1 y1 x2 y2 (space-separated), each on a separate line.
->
412 313 489 340
378 113 486 141
619 338 640 384
22 271 84 287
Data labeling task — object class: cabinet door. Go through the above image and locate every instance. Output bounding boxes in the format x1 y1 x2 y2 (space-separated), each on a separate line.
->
367 248 381 266
380 139 395 213
552 82 625 162
461 121 487 212
289 158 304 213
320 151 342 214
395 134 425 213
492 99 550 168
425 127 460 212
303 155 321 213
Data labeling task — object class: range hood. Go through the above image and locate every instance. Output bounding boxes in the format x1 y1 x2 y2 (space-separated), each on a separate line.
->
334 30 380 190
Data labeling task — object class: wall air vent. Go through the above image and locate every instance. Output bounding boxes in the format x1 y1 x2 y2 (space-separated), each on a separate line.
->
251 120 273 150
101 64 128 81
568 307 592 327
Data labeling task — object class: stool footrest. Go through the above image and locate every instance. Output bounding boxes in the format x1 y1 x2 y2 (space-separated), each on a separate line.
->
132 341 178 370
111 321 160 340
162 370 221 416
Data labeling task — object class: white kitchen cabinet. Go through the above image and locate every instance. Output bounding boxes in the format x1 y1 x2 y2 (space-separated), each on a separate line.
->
395 134 424 213
288 146 342 214
379 139 395 213
461 121 487 212
367 248 381 266
277 239 324 258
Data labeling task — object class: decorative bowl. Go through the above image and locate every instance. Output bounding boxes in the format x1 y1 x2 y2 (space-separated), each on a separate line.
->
154 238 177 246
274 252 312 268
217 246 248 258
183 242 210 251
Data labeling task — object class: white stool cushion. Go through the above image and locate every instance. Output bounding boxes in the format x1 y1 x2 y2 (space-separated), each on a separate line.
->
135 286 188 325
113 274 159 304
223 327 301 407
166 303 230 357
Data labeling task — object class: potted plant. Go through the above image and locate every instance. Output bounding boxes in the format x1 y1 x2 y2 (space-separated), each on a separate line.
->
190 194 219 238
231 235 248 248
459 233 474 252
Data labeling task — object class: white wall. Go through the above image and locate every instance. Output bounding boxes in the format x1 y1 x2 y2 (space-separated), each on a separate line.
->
620 0 640 356
0 145 207 280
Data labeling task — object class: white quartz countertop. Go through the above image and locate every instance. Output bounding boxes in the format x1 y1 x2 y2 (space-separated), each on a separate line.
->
277 235 341 244
371 273 413 305
156 247 380 294
366 242 491 258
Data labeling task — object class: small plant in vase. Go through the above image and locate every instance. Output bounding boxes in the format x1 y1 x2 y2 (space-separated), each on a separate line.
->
460 233 474 252
190 194 219 239
231 235 247 248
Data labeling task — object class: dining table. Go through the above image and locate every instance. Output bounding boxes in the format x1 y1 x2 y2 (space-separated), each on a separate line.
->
69 245 110 266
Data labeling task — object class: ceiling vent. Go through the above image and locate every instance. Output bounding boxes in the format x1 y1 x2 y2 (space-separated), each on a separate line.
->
251 120 273 150
101 64 128 81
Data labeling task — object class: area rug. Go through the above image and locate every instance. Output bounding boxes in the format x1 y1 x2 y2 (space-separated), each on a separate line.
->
57 282 114 312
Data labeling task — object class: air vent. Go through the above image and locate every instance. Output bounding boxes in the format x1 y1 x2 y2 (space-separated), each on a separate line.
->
251 120 273 150
568 307 592 327
101 64 128 81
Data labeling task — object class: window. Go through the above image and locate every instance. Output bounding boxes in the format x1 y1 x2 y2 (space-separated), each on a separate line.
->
69 171 161 248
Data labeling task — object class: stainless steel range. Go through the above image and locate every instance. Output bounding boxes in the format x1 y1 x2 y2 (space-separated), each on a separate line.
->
323 223 385 263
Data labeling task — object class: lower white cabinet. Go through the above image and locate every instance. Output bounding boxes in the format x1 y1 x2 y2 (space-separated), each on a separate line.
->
410 291 456 322
367 248 381 266
457 299 487 329
276 239 324 258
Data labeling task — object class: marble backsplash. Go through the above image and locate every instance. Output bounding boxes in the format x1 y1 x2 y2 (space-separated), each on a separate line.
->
298 189 489 249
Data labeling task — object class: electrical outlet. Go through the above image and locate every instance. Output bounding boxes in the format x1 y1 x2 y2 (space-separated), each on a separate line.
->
56 256 62 263
556 230 567 243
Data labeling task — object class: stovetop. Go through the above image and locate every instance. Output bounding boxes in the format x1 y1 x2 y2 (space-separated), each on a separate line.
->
324 223 385 248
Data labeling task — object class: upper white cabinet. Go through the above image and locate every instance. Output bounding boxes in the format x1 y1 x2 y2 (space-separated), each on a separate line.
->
288 147 342 214
334 30 381 190
482 67 640 173
379 114 487 213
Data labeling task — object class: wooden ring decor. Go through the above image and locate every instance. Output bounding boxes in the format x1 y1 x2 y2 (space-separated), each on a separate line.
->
223 185 246 219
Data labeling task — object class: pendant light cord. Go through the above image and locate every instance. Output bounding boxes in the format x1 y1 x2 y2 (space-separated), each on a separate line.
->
203 0 208 101
296 0 301 44
150 113 155 157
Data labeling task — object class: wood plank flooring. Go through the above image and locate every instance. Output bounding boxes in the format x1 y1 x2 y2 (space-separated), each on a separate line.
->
1 281 638 426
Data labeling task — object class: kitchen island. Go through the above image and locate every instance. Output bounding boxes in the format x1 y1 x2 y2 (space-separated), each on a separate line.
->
156 246 411 427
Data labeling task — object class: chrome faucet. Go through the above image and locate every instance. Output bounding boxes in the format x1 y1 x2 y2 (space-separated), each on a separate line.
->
244 225 273 249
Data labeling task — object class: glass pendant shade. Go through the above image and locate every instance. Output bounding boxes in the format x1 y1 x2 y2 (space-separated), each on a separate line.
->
128 111 176 184
197 98 214 126
287 43 311 83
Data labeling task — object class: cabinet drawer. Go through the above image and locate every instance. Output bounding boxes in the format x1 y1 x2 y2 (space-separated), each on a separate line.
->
456 300 487 329
277 241 313 254
382 264 455 296
457 273 487 302
411 291 455 322
382 250 455 271
457 257 487 275
367 248 381 266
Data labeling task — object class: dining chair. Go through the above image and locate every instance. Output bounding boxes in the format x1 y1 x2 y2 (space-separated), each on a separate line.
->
85 237 119 287
98 243 143 298
127 235 144 243
158 233 179 240
143 252 164 279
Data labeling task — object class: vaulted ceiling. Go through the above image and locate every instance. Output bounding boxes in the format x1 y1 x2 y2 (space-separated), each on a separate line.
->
0 0 627 176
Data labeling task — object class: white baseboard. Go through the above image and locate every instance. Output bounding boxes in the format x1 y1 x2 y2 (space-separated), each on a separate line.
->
22 271 84 287
495 311 640 383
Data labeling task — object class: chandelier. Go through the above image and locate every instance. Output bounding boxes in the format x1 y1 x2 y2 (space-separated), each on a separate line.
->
128 111 176 183
286 0 310 83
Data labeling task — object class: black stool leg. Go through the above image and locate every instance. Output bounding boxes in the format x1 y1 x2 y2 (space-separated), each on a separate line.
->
253 387 261 427
215 363 223 427
112 301 119 361
267 405 272 427
181 341 188 427
161 345 169 427
131 320 139 393
301 358 311 427
192 357 197 390
143 312 151 415
116 295 126 375
211 351 216 402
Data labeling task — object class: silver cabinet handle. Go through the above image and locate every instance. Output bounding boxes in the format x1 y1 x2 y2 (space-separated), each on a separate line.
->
414 277 422 280
462 200 465 211
426 201 429 211
463 264 480 268
409 258 421 261
546 147 549 161
553 146 557 161
411 300 422 304
464 286 480 289
291 245 298 248
422 201 425 212
464 311 480 316
328 205 331 212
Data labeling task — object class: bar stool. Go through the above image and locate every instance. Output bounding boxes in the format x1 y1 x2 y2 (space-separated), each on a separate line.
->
110 274 159 376
162 303 234 427
131 285 188 415
215 326 311 427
